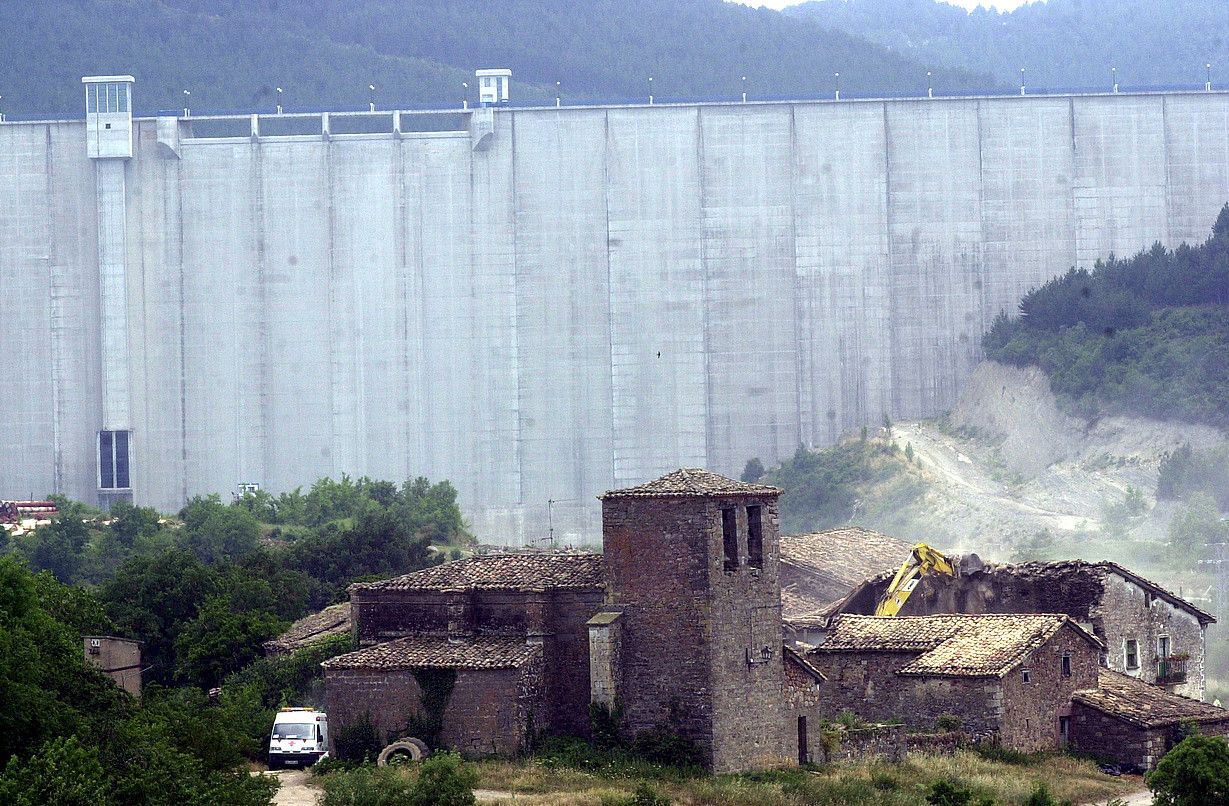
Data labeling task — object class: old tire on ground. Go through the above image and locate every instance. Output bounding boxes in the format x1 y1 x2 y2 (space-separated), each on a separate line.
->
377 737 429 766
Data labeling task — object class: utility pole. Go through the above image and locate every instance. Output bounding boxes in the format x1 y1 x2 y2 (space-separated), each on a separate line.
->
834 72 840 101
276 87 283 115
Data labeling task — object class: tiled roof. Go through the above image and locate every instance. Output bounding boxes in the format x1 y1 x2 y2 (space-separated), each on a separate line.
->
780 528 914 590
781 584 840 622
812 614 1101 678
350 553 604 593
601 468 779 498
1074 670 1229 728
321 635 540 671
264 602 351 654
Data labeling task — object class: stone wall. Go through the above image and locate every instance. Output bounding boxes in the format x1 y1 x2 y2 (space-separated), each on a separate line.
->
784 653 825 764
822 725 907 764
603 492 788 772
999 626 1099 752
906 731 962 755
324 661 541 758
1098 573 1207 700
808 650 1004 737
1068 703 1168 770
349 584 602 738
1070 705 1229 770
544 589 606 737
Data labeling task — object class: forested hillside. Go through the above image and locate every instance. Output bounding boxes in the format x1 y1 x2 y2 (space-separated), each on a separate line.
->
790 0 1229 91
0 0 991 117
984 206 1229 428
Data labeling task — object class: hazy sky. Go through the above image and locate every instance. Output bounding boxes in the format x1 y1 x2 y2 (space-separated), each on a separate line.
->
736 0 1041 9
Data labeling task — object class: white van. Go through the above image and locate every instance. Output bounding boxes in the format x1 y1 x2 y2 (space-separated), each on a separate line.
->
268 708 329 769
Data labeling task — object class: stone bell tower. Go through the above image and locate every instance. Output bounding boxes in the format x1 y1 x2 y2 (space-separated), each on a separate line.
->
596 468 788 773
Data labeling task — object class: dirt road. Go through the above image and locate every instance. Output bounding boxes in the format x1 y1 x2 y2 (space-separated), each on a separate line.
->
267 769 320 806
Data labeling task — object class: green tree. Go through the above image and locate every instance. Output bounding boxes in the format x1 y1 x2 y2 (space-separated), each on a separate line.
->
741 458 766 483
0 736 112 806
1147 734 1229 806
1169 493 1228 559
180 495 261 564
22 500 92 582
174 597 285 688
99 548 219 685
0 557 128 766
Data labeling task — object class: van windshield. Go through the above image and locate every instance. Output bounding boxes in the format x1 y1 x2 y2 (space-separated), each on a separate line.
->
271 722 313 740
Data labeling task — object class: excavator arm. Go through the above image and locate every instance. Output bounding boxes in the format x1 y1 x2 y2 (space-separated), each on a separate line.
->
874 543 958 617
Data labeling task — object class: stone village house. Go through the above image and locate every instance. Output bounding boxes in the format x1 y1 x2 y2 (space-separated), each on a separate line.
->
831 559 1216 700
319 468 1228 771
800 613 1103 752
324 469 811 773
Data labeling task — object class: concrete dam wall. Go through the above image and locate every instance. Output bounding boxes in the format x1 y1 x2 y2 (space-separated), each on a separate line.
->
2 89 1228 544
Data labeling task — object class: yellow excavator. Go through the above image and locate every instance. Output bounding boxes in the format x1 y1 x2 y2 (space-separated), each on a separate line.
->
874 543 981 617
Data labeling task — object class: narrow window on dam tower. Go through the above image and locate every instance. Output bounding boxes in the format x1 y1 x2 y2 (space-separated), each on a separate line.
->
98 430 131 490
746 505 763 568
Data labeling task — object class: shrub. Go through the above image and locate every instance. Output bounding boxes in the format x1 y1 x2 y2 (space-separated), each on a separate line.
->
927 778 973 806
936 714 962 732
1024 782 1072 806
632 726 704 768
591 701 623 750
0 736 112 806
1147 734 1229 806
629 782 670 806
334 713 383 763
319 765 414 806
971 741 1038 766
408 751 478 806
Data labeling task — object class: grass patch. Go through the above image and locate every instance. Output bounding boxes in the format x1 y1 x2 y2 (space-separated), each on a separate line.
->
472 750 1133 806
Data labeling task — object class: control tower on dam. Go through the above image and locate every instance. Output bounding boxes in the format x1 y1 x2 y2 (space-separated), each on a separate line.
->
2 76 1228 545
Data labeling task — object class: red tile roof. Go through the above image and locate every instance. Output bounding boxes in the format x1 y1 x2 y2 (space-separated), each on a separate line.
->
350 553 604 593
812 613 1102 678
1074 669 1229 728
264 602 351 655
602 468 779 498
321 635 540 671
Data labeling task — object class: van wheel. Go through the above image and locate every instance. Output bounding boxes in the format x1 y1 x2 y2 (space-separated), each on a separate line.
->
377 738 429 766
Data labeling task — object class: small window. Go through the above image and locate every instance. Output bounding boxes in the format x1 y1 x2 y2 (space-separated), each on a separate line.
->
1022 669 1031 683
721 507 738 571
1125 639 1140 670
118 84 128 113
98 430 131 490
1159 636 1170 659
1061 654 1072 677
746 505 763 568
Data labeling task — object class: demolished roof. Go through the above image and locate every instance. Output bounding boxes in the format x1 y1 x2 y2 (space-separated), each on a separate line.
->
1074 669 1229 728
321 635 540 671
601 468 779 499
264 602 351 655
810 614 1102 678
350 553 605 594
827 558 1214 625
780 527 914 592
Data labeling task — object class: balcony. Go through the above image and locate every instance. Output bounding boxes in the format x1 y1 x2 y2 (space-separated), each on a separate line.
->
1156 656 1188 686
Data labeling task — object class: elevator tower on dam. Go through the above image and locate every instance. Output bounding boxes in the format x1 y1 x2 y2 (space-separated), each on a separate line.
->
2 74 1228 544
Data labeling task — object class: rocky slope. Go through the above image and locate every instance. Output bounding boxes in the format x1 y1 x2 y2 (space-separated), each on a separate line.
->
860 361 1225 562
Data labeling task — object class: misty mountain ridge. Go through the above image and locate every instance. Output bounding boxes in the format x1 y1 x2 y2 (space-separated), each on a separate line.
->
790 0 1229 90
0 0 993 118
